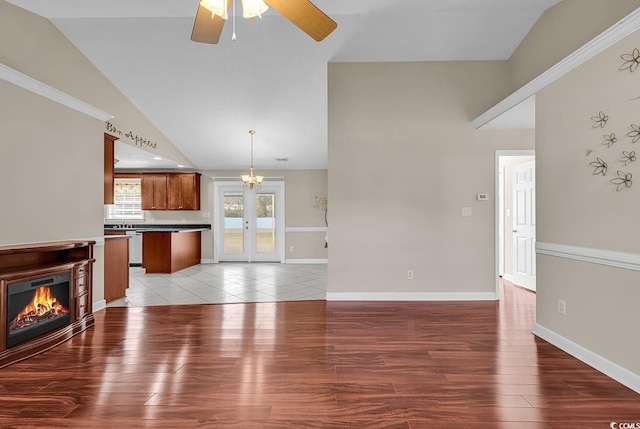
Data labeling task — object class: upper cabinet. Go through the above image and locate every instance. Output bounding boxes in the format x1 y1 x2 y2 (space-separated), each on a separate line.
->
141 172 200 211
168 173 201 210
141 174 168 210
104 134 118 204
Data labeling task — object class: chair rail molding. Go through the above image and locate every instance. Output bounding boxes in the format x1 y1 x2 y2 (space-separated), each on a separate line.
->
285 227 328 233
536 241 640 271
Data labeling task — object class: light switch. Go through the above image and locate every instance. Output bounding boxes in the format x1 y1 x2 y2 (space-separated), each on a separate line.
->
462 207 472 217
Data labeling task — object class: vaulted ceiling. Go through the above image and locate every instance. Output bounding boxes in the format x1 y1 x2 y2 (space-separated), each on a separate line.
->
7 0 559 169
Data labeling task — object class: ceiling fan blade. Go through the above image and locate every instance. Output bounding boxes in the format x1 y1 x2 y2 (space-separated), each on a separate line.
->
191 1 230 44
265 0 337 42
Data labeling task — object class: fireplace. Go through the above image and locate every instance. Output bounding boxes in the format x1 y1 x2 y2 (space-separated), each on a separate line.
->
0 240 94 367
6 272 72 348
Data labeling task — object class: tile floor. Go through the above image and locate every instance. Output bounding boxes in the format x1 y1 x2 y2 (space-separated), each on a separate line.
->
107 263 327 307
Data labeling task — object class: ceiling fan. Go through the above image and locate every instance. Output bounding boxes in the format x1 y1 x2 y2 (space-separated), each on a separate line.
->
191 0 337 44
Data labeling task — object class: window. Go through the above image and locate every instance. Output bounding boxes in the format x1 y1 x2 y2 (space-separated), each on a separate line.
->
106 178 143 220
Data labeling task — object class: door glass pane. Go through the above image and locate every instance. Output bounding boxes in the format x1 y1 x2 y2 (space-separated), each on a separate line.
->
224 193 244 253
256 193 275 254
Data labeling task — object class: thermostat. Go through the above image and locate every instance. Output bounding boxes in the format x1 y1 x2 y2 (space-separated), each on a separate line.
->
477 193 489 201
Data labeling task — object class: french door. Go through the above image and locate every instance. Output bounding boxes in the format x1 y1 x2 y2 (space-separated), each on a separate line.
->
214 180 284 262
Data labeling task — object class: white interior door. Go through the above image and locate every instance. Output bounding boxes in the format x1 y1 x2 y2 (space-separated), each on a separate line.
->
214 181 284 263
512 160 536 291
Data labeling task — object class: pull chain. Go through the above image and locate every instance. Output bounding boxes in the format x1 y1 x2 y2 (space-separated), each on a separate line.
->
232 0 237 41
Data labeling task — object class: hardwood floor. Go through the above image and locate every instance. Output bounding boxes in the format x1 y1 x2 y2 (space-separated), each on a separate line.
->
0 281 637 428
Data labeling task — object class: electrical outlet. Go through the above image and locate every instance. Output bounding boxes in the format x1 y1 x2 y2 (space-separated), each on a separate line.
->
462 207 472 217
407 270 414 280
289 246 294 252
557 298 567 315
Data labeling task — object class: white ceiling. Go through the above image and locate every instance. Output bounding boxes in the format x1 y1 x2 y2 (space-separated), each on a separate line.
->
7 0 557 170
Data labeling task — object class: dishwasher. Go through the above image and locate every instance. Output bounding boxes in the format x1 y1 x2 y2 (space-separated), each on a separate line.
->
126 230 143 266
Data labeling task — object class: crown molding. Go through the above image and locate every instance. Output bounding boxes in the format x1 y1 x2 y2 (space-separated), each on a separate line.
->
0 63 113 121
473 7 640 129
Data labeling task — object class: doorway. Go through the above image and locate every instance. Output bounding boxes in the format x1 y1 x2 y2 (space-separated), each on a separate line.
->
495 151 536 298
213 180 285 263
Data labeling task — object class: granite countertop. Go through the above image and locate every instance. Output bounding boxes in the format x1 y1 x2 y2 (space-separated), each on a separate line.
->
104 224 211 233
103 234 132 240
134 228 208 233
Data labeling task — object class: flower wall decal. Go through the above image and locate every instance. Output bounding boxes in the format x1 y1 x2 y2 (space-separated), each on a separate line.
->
584 56 640 193
610 170 632 191
591 111 609 128
589 158 608 176
620 151 636 166
627 124 640 143
601 133 617 147
620 48 640 72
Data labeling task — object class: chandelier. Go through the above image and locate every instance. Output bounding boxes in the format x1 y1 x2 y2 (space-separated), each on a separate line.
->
241 130 264 190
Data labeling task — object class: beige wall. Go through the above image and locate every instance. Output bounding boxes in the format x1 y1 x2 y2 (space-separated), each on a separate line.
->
0 78 106 301
115 169 328 261
508 0 640 97
0 1 194 305
328 61 535 295
0 1 193 168
536 25 640 375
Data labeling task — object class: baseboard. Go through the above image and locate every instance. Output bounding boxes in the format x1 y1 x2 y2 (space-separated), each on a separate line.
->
93 299 107 313
533 323 640 394
326 292 497 301
202 259 327 264
285 259 328 264
502 273 514 283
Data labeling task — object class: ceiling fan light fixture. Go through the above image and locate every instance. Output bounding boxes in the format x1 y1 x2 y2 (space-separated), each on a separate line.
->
200 0 228 20
241 0 269 18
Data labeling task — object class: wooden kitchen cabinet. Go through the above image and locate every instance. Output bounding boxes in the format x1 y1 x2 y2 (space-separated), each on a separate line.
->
141 172 200 211
142 230 202 273
104 134 118 205
141 174 168 210
104 236 129 303
168 173 201 210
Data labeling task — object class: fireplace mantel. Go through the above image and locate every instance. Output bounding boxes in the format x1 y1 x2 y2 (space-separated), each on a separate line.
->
0 240 95 367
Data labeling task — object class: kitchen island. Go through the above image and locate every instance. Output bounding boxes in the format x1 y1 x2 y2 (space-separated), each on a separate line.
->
104 224 211 274
141 228 205 274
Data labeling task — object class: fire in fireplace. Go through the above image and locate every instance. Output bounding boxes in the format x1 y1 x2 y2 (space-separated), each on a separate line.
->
6 272 71 348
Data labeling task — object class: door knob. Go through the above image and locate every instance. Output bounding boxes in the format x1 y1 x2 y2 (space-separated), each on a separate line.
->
512 229 518 233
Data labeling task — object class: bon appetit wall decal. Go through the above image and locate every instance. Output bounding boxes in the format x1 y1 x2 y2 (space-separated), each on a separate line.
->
105 121 157 150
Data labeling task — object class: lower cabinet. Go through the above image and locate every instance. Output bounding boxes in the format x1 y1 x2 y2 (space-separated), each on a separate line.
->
142 231 202 273
104 236 130 303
